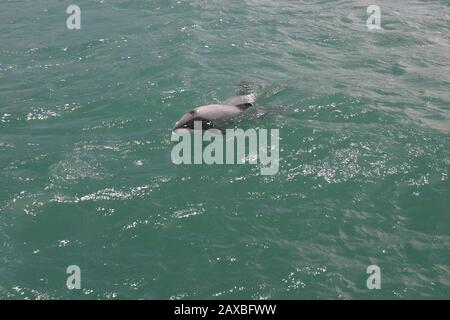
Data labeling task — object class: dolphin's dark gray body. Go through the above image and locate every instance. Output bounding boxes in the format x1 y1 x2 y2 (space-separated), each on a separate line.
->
173 84 259 130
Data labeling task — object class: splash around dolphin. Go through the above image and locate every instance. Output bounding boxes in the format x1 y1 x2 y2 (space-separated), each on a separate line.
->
173 82 260 131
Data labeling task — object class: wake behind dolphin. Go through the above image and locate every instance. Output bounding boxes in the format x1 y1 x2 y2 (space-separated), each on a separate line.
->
173 82 261 130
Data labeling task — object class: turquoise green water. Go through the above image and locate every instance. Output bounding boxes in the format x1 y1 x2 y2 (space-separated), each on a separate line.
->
1 0 449 299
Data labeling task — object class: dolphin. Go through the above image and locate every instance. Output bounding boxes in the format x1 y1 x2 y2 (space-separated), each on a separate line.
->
173 82 260 130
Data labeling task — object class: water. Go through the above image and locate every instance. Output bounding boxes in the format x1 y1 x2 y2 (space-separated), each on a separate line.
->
1 0 449 299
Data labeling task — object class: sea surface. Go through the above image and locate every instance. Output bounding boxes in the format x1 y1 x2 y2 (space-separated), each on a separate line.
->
1 0 449 299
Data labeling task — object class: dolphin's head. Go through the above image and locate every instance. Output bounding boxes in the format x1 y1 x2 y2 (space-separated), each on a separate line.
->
173 110 213 130
173 110 195 130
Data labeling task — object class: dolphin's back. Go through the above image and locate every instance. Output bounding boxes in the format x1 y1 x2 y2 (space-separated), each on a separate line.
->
194 104 242 121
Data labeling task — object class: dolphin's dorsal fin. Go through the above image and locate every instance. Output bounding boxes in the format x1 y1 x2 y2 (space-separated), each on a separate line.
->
238 81 255 95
